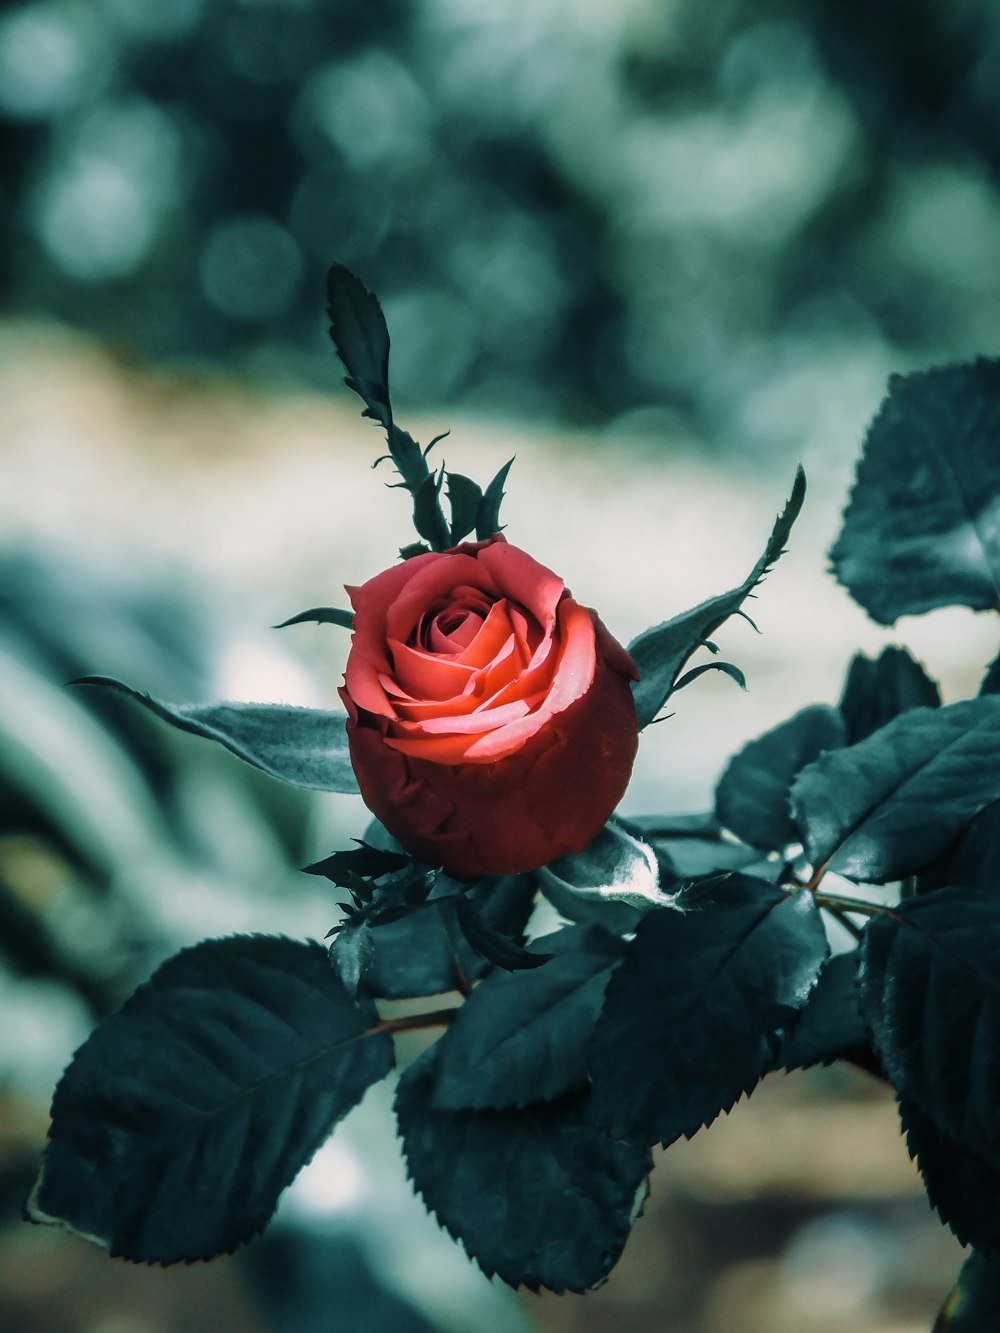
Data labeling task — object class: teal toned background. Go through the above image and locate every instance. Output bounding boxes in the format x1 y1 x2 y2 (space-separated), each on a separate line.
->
1 2 998 1329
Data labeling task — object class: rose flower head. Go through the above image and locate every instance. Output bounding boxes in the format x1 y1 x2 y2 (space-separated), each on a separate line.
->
340 535 639 880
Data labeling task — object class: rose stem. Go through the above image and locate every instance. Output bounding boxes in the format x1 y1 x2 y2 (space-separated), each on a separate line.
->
366 1007 459 1038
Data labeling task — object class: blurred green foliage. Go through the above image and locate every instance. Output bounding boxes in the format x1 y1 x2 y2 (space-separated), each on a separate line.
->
2 0 999 446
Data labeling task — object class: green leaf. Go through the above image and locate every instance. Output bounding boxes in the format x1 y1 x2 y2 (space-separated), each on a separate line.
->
412 470 451 552
396 1047 651 1292
329 920 376 997
535 875 644 935
772 951 866 1073
901 1098 1000 1256
919 800 1000 897
589 875 828 1147
860 889 1000 1171
628 467 806 729
656 835 763 885
935 1251 1000 1331
670 660 746 693
326 264 448 545
539 817 673 913
630 813 763 885
715 705 846 852
838 645 941 743
790 697 1000 882
831 358 1000 624
326 262 392 430
476 458 514 539
26 936 394 1262
305 842 413 885
365 873 537 999
273 607 354 630
445 472 484 545
399 541 431 560
454 891 551 971
72 676 360 794
429 926 625 1111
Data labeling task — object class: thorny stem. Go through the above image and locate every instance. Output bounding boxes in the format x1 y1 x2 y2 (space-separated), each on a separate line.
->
366 1007 458 1038
804 860 829 892
813 891 891 919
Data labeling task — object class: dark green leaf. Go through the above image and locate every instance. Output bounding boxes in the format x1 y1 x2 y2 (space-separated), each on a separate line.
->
476 458 514 539
329 921 375 997
399 541 431 560
396 1048 651 1292
790 698 1000 882
589 876 829 1146
773 951 866 1073
831 359 1000 624
72 676 360 794
935 1250 1000 1331
919 800 1000 897
454 891 551 971
838 645 941 744
273 607 354 631
411 470 451 552
671 660 747 693
305 842 413 885
716 705 846 852
628 467 805 729
536 876 643 935
902 1098 1000 1256
326 264 435 522
326 263 392 429
429 927 625 1111
630 814 763 888
26 936 394 1262
540 817 672 913
655 836 763 885
366 873 537 999
860 889 1000 1170
982 651 1000 696
446 472 484 546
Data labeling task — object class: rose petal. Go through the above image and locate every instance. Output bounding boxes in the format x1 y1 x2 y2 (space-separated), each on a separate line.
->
386 556 497 645
429 610 482 653
390 640 476 700
460 600 596 760
453 600 517 669
390 696 533 739
475 541 565 631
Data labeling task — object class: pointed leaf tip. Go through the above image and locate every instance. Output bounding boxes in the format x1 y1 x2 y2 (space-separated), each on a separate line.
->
476 458 515 539
273 607 355 630
627 466 806 729
69 675 360 794
326 264 392 429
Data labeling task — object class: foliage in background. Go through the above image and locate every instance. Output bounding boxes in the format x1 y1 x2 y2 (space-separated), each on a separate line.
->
2 0 1000 442
22 269 1000 1331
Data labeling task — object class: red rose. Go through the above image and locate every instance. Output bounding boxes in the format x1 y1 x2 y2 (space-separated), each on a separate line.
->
340 535 639 881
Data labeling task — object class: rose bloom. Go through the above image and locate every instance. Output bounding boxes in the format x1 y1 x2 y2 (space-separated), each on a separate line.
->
340 535 639 880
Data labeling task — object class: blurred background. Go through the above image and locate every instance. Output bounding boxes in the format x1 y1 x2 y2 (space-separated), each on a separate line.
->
2 0 1000 1329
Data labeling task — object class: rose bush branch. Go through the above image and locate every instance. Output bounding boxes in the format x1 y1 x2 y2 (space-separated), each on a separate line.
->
24 272 1000 1330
